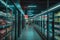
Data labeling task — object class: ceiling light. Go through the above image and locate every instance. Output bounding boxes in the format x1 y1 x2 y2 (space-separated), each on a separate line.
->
28 5 37 8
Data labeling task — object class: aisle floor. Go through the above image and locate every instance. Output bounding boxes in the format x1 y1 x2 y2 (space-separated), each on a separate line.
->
18 25 42 40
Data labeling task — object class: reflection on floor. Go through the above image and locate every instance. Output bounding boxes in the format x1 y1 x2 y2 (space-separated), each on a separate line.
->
18 25 42 40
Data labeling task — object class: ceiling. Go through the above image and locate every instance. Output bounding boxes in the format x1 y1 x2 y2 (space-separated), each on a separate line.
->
20 0 60 17
0 0 60 17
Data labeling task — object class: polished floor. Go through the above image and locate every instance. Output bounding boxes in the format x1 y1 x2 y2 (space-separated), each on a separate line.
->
18 25 42 40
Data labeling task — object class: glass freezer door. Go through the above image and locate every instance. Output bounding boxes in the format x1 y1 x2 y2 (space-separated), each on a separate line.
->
48 12 53 40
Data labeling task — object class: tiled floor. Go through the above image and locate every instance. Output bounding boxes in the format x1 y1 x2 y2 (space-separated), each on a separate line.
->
18 25 42 40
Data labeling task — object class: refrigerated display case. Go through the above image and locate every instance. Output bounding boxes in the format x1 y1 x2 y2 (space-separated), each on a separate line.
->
41 15 45 35
54 11 60 40
44 15 47 37
0 0 15 40
48 12 53 40
41 16 43 34
39 16 42 32
0 11 14 40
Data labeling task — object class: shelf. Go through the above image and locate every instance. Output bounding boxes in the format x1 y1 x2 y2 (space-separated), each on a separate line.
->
54 27 60 30
55 36 60 40
0 24 12 29
55 30 60 34
49 20 53 22
54 16 60 18
49 30 53 33
54 22 60 24
54 25 60 28
1 28 13 40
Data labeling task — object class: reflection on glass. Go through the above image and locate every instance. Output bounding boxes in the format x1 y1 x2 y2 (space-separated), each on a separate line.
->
44 15 47 37
48 12 53 40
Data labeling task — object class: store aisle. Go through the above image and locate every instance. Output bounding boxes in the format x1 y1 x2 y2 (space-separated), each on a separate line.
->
18 25 42 40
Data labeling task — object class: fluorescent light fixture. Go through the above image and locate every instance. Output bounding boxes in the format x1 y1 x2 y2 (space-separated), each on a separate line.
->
27 12 33 14
28 10 34 12
19 9 25 15
16 4 20 7
0 0 13 10
47 5 60 12
32 4 60 18
0 0 9 7
27 12 34 16
28 5 37 8
28 14 34 16
15 3 25 15
9 5 14 7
